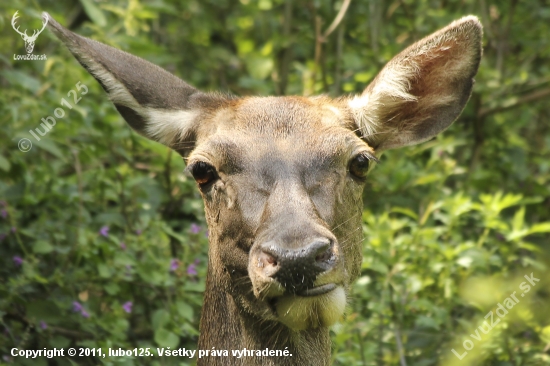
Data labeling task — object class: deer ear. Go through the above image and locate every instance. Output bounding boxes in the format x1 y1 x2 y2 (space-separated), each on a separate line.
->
45 13 224 154
349 16 482 152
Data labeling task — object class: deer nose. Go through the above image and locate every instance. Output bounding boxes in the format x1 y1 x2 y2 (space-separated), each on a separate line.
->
257 238 336 293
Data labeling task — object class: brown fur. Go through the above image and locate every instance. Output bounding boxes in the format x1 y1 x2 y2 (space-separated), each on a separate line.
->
46 13 482 365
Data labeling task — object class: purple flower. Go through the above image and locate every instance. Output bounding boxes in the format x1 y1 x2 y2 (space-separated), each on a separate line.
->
0 209 7 219
39 321 47 329
120 242 127 250
99 226 109 237
135 229 142 236
187 263 198 276
13 256 23 266
190 223 201 234
72 301 90 317
169 259 179 272
125 265 132 271
10 227 16 233
72 301 83 313
122 301 133 313
205 230 209 238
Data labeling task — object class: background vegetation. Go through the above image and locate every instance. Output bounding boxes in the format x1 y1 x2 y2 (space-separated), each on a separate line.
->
1 0 549 365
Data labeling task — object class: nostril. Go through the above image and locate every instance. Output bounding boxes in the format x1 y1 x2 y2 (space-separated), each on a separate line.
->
315 247 333 263
258 251 278 268
311 239 333 263
265 254 277 266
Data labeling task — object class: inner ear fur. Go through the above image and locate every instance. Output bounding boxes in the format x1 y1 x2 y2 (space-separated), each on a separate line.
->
349 16 483 151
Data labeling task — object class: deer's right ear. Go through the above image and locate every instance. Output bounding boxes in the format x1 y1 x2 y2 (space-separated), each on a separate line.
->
348 16 482 152
45 13 223 154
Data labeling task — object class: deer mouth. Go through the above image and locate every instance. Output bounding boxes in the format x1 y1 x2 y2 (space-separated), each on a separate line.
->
295 283 337 297
274 285 346 330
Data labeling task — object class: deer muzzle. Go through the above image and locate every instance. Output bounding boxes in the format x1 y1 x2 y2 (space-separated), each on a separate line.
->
256 238 337 294
249 233 346 330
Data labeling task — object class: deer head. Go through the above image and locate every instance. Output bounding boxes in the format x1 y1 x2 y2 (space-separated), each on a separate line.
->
47 13 481 364
12 11 48 54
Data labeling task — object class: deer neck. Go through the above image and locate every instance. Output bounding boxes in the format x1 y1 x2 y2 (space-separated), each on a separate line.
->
197 256 332 366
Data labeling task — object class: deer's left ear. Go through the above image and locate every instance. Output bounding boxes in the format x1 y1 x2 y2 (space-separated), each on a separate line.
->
349 16 482 152
45 13 226 155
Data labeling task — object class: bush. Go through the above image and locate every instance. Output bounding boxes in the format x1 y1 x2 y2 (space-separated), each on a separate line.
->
1 1 549 365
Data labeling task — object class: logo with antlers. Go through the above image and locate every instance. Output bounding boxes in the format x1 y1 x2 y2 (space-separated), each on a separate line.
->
12 11 48 54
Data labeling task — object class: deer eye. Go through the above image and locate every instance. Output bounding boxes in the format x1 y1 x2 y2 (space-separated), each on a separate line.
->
349 153 376 180
189 161 218 187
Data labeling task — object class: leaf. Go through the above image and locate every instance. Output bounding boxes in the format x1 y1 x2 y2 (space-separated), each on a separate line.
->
245 55 274 79
415 315 440 330
517 241 542 252
102 4 125 17
354 72 373 83
152 309 170 331
95 213 126 227
49 336 71 349
258 0 272 10
80 0 107 26
506 229 529 242
390 207 418 220
177 301 194 322
0 155 10 171
497 193 524 211
104 283 119 295
510 221 550 241
97 263 112 278
26 301 59 323
413 173 441 185
365 261 388 274
34 139 64 160
457 256 473 268
512 206 525 232
183 281 205 293
528 222 550 234
541 325 550 344
1 70 40 93
154 328 179 348
33 240 53 254
162 224 186 243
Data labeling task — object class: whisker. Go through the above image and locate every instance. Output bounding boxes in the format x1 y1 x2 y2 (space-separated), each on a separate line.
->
331 211 362 232
338 225 364 248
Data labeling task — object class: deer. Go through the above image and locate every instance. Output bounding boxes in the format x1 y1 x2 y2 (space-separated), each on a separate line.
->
12 11 48 54
45 12 482 365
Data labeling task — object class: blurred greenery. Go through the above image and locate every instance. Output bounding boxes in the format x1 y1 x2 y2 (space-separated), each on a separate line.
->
1 0 549 365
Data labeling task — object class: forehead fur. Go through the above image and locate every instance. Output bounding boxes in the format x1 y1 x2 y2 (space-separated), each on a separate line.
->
230 96 352 135
191 96 370 163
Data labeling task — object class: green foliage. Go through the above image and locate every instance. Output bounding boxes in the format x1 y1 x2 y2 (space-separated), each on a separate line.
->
1 0 549 365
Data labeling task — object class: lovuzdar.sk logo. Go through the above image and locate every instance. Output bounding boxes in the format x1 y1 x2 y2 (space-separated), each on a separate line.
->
12 11 48 61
